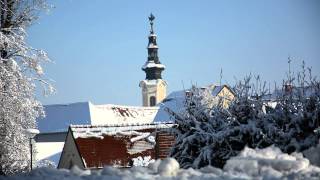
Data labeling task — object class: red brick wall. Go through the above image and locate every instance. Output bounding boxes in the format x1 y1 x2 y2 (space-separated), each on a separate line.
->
75 129 175 168
156 131 175 159
76 135 155 168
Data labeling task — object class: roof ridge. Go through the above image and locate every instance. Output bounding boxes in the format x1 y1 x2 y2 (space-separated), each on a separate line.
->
70 121 175 129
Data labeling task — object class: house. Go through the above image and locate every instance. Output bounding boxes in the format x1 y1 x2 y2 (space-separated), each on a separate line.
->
205 84 235 108
35 102 160 166
58 123 175 169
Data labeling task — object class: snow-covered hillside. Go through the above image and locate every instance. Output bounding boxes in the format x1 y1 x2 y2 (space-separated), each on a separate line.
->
4 146 320 180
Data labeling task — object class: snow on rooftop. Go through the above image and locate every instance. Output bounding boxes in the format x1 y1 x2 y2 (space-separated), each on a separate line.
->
90 104 159 125
148 44 158 48
70 123 174 140
37 102 161 133
211 85 224 96
154 90 186 122
149 33 157 37
37 84 231 133
37 102 91 133
140 79 163 86
142 61 165 70
71 123 174 135
154 84 232 123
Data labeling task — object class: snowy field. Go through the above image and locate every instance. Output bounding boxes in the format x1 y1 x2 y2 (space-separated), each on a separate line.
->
2 146 320 180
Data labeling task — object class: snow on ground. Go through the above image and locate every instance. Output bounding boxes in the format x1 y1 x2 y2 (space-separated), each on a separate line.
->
303 141 320 167
3 146 320 180
132 156 155 167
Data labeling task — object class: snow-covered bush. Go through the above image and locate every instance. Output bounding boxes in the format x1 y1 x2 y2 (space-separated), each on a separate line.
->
36 159 56 168
169 62 320 169
0 0 53 175
157 158 180 176
132 156 155 167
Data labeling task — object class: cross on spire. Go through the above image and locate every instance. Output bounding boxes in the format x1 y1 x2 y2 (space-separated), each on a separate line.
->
149 13 155 34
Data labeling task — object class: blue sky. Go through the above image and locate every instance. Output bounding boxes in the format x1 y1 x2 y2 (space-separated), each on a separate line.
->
28 0 320 105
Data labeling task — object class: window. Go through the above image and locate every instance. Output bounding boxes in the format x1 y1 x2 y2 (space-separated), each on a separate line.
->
150 96 156 106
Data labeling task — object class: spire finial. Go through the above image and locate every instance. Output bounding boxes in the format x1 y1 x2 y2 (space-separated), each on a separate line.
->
148 13 155 33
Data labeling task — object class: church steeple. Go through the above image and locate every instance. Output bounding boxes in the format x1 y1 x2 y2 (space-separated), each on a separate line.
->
142 13 165 80
139 14 167 107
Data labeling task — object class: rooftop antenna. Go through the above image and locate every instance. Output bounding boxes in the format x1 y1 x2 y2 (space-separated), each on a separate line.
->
219 68 223 86
181 80 185 91
288 56 292 84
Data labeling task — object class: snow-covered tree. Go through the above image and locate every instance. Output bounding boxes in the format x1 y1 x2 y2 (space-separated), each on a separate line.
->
0 0 52 175
169 62 320 169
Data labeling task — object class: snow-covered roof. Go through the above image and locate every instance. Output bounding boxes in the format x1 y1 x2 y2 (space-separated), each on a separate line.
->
211 85 224 96
148 44 158 48
37 102 91 133
37 84 234 133
154 84 234 123
37 102 159 133
90 104 159 125
142 61 165 70
70 123 175 139
140 79 166 86
154 90 186 122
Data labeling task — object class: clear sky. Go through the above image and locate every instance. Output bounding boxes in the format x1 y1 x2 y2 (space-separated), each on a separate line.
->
28 0 320 106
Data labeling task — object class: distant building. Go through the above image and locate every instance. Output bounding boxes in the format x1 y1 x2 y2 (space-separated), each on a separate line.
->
205 84 235 108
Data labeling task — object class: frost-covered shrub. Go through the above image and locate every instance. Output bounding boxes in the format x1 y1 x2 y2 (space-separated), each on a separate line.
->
169 62 320 169
36 159 56 168
0 0 53 175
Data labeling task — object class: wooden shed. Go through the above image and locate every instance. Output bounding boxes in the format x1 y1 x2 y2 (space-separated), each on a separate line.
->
57 123 175 169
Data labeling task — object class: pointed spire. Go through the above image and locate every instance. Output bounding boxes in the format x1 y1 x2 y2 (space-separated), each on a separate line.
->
142 14 165 80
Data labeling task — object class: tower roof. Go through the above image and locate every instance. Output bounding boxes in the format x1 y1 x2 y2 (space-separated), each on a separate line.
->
142 14 165 80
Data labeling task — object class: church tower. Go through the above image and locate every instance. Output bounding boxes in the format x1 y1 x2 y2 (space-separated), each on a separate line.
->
139 14 167 107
